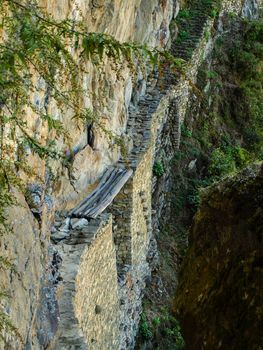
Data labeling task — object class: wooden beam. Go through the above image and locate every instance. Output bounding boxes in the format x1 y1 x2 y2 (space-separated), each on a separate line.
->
69 167 133 219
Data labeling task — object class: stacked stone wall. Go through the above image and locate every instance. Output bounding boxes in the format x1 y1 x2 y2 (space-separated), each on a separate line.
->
51 214 120 349
75 215 120 350
110 180 133 266
1 0 262 349
52 2 258 349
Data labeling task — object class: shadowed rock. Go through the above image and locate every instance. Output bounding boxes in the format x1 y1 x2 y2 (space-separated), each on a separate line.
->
174 163 263 350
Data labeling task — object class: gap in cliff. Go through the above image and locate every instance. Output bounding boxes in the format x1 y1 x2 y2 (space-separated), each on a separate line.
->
136 5 263 350
172 13 263 349
1 1 262 349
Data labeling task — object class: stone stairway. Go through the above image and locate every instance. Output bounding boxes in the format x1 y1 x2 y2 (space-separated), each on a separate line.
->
107 5 217 348
171 0 217 60
117 68 177 172
119 1 218 172
50 1 219 348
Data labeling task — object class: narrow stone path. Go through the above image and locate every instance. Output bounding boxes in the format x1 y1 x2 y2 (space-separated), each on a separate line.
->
119 0 218 170
171 2 215 60
50 1 218 348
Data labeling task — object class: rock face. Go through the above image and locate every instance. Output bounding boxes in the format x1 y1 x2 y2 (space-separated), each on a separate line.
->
174 163 263 350
0 1 176 349
1 0 263 349
28 0 175 207
0 191 54 350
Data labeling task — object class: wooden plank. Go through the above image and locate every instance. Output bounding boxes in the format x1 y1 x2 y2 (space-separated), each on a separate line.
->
69 168 117 217
75 169 121 217
81 170 124 217
69 167 133 219
84 169 133 218
68 168 113 217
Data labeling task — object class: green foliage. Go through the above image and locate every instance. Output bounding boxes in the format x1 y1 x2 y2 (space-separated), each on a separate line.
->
0 290 22 343
206 70 218 79
139 309 185 349
181 123 192 138
208 145 251 178
81 32 183 70
161 315 185 350
139 313 153 340
208 148 236 177
0 0 185 342
204 29 211 41
207 0 222 16
177 30 190 44
0 310 21 343
230 146 250 167
221 19 263 155
0 257 15 272
153 161 165 177
152 317 161 327
210 8 218 18
193 18 263 183
206 18 263 180
178 9 191 19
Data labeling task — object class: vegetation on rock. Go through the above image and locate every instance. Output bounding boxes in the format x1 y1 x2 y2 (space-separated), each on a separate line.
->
137 309 184 350
0 0 184 341
136 9 263 350
174 163 263 349
170 15 263 244
172 14 263 350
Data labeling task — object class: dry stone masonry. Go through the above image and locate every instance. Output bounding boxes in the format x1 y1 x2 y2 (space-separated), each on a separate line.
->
51 215 120 349
1 0 262 349
48 1 260 349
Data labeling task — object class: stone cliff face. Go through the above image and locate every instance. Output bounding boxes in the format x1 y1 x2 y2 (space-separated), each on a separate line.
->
34 0 175 207
0 1 176 349
174 163 263 350
0 0 262 349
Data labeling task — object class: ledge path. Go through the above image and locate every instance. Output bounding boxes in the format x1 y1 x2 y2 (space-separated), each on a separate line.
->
50 1 224 348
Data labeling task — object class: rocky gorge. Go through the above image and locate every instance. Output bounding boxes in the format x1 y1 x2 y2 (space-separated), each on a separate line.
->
0 0 262 349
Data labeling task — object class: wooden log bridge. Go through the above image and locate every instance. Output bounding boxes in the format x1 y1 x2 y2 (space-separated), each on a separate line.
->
69 167 133 219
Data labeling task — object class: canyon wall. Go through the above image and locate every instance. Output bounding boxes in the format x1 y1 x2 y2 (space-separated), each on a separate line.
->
1 0 262 349
174 163 263 349
28 0 175 207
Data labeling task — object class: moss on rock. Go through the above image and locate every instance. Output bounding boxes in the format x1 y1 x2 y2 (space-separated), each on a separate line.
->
174 163 263 350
